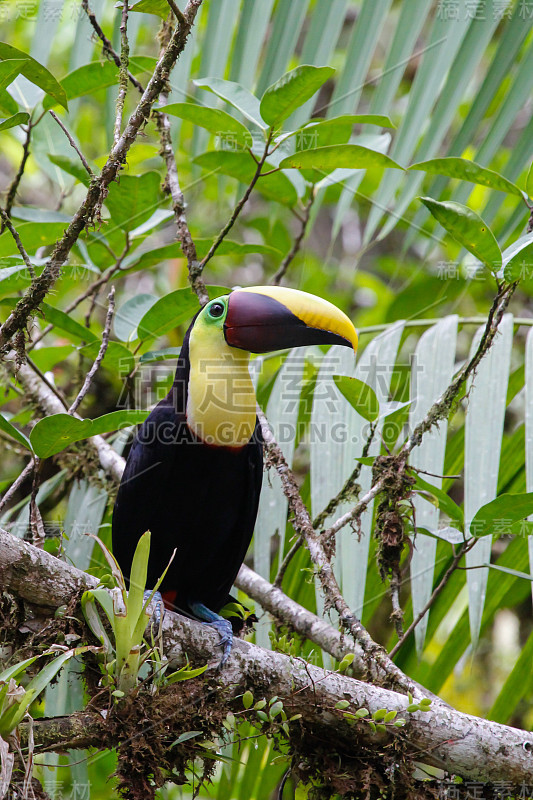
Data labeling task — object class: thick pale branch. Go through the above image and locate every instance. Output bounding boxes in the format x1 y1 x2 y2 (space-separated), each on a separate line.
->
3 530 533 785
8 357 431 699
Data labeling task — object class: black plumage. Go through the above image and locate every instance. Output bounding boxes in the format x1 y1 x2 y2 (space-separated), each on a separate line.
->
112 321 263 622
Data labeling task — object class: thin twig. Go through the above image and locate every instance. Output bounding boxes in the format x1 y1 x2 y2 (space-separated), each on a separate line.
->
114 0 130 147
198 132 274 271
29 458 45 549
389 569 404 639
274 421 376 588
156 105 208 305
1 122 32 232
257 405 413 693
315 421 376 531
29 241 130 350
273 535 303 588
414 467 461 480
0 459 34 514
0 209 35 280
82 0 145 93
49 112 94 176
324 477 385 541
272 189 316 285
167 0 186 25
389 539 476 658
402 282 517 456
69 288 115 415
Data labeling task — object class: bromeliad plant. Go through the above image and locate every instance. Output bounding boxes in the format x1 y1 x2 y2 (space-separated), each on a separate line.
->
0 647 94 790
0 647 93 739
81 530 172 695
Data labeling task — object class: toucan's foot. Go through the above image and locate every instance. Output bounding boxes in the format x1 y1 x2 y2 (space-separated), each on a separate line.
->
144 589 164 627
189 602 233 667
206 618 233 667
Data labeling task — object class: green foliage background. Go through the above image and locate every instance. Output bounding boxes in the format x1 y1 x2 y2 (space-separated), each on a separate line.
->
1 0 533 797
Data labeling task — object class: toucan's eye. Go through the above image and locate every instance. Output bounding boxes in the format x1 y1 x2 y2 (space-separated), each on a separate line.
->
208 302 225 319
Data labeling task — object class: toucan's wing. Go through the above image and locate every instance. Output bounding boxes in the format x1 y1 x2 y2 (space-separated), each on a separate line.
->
112 400 184 583
156 417 263 614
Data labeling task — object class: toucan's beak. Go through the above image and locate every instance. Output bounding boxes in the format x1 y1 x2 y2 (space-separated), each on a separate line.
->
224 286 358 354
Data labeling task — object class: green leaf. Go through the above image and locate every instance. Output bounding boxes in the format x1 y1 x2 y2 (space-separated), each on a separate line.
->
279 144 404 182
105 172 162 232
488 627 533 723
470 493 533 538
260 65 335 127
137 286 229 342
81 591 114 652
48 154 91 187
11 208 70 224
166 664 209 684
502 234 533 285
170 731 203 747
0 43 67 110
295 114 395 149
485 563 533 582
417 526 464 545
114 294 158 342
0 88 18 117
0 656 39 684
242 690 254 709
43 58 154 109
0 412 32 451
139 347 181 364
333 375 379 422
0 59 28 91
31 345 73 373
418 197 501 273
269 701 283 717
0 222 69 258
78 341 135 377
194 239 281 258
158 103 251 147
41 303 99 344
335 700 350 710
411 472 464 530
128 531 151 636
30 410 149 458
43 61 119 109
526 161 533 199
409 157 524 197
0 646 92 736
129 0 170 16
194 151 298 206
194 77 267 130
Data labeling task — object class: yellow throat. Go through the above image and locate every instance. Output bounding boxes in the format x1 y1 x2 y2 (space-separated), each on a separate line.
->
186 318 257 448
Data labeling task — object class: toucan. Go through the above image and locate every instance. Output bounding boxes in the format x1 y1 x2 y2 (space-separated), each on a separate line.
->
112 286 358 663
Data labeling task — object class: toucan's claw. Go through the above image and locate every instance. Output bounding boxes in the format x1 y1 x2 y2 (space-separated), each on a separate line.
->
144 589 164 628
189 601 234 668
206 618 233 667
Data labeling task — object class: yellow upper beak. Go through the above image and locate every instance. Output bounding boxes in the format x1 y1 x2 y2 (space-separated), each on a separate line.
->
227 285 358 353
